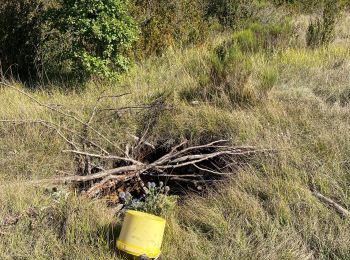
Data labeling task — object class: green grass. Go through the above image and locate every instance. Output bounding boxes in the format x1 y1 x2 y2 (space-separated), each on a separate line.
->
1 14 350 260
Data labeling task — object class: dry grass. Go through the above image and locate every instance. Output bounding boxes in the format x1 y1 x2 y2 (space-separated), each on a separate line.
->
1 13 350 260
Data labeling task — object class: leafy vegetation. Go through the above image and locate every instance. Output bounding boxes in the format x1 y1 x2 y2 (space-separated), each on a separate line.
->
47 0 138 81
1 0 348 84
0 0 47 82
1 1 350 259
205 0 263 28
130 0 209 58
180 22 289 107
0 0 138 83
124 182 177 217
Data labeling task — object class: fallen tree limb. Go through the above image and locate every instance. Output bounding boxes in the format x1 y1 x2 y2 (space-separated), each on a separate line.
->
313 190 350 218
39 165 144 185
62 150 142 165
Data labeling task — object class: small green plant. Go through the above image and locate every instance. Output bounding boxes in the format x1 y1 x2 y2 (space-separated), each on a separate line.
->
321 0 339 45
259 66 278 95
182 23 285 107
210 41 251 86
122 182 177 217
197 40 255 107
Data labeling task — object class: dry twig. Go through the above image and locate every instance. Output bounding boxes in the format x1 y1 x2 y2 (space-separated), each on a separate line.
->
312 190 350 218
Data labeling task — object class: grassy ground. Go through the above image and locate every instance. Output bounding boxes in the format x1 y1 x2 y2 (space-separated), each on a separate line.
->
1 13 350 260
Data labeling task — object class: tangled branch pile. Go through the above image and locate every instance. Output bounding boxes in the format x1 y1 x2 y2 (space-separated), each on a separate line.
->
62 140 267 198
0 81 269 201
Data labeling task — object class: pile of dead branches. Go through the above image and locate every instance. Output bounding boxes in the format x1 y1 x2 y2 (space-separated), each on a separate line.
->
60 140 269 198
0 81 270 200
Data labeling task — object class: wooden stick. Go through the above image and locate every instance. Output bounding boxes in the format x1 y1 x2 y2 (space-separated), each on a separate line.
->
313 191 350 218
39 165 143 184
62 150 143 165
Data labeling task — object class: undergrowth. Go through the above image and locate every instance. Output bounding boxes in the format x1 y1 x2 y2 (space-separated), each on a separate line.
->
0 12 350 260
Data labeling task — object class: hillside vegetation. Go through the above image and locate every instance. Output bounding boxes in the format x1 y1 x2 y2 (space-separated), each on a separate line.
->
1 2 350 260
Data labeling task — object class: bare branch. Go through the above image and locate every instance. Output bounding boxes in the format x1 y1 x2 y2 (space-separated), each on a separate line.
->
130 134 155 150
313 190 350 218
192 164 233 176
86 92 131 125
0 119 109 154
0 81 120 151
38 165 143 184
62 150 143 165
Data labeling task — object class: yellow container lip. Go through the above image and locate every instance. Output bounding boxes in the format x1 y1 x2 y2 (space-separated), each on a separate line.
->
117 240 161 258
126 210 165 222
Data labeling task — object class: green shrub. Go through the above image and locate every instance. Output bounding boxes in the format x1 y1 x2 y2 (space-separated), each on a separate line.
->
47 0 138 81
207 41 258 106
231 29 256 52
0 0 47 82
180 40 256 107
205 0 262 28
208 22 287 95
0 0 138 84
130 0 209 58
306 19 324 48
306 0 341 48
248 22 292 51
210 42 251 86
321 0 340 45
182 23 285 107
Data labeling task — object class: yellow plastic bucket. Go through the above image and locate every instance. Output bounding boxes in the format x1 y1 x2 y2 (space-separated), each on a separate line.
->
117 210 166 258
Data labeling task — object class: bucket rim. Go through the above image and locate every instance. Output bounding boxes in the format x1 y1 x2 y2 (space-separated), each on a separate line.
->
126 210 166 222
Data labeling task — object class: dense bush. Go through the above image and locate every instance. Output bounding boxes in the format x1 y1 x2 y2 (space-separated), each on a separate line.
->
205 0 263 28
0 0 138 83
130 0 209 58
48 0 138 81
0 0 47 82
